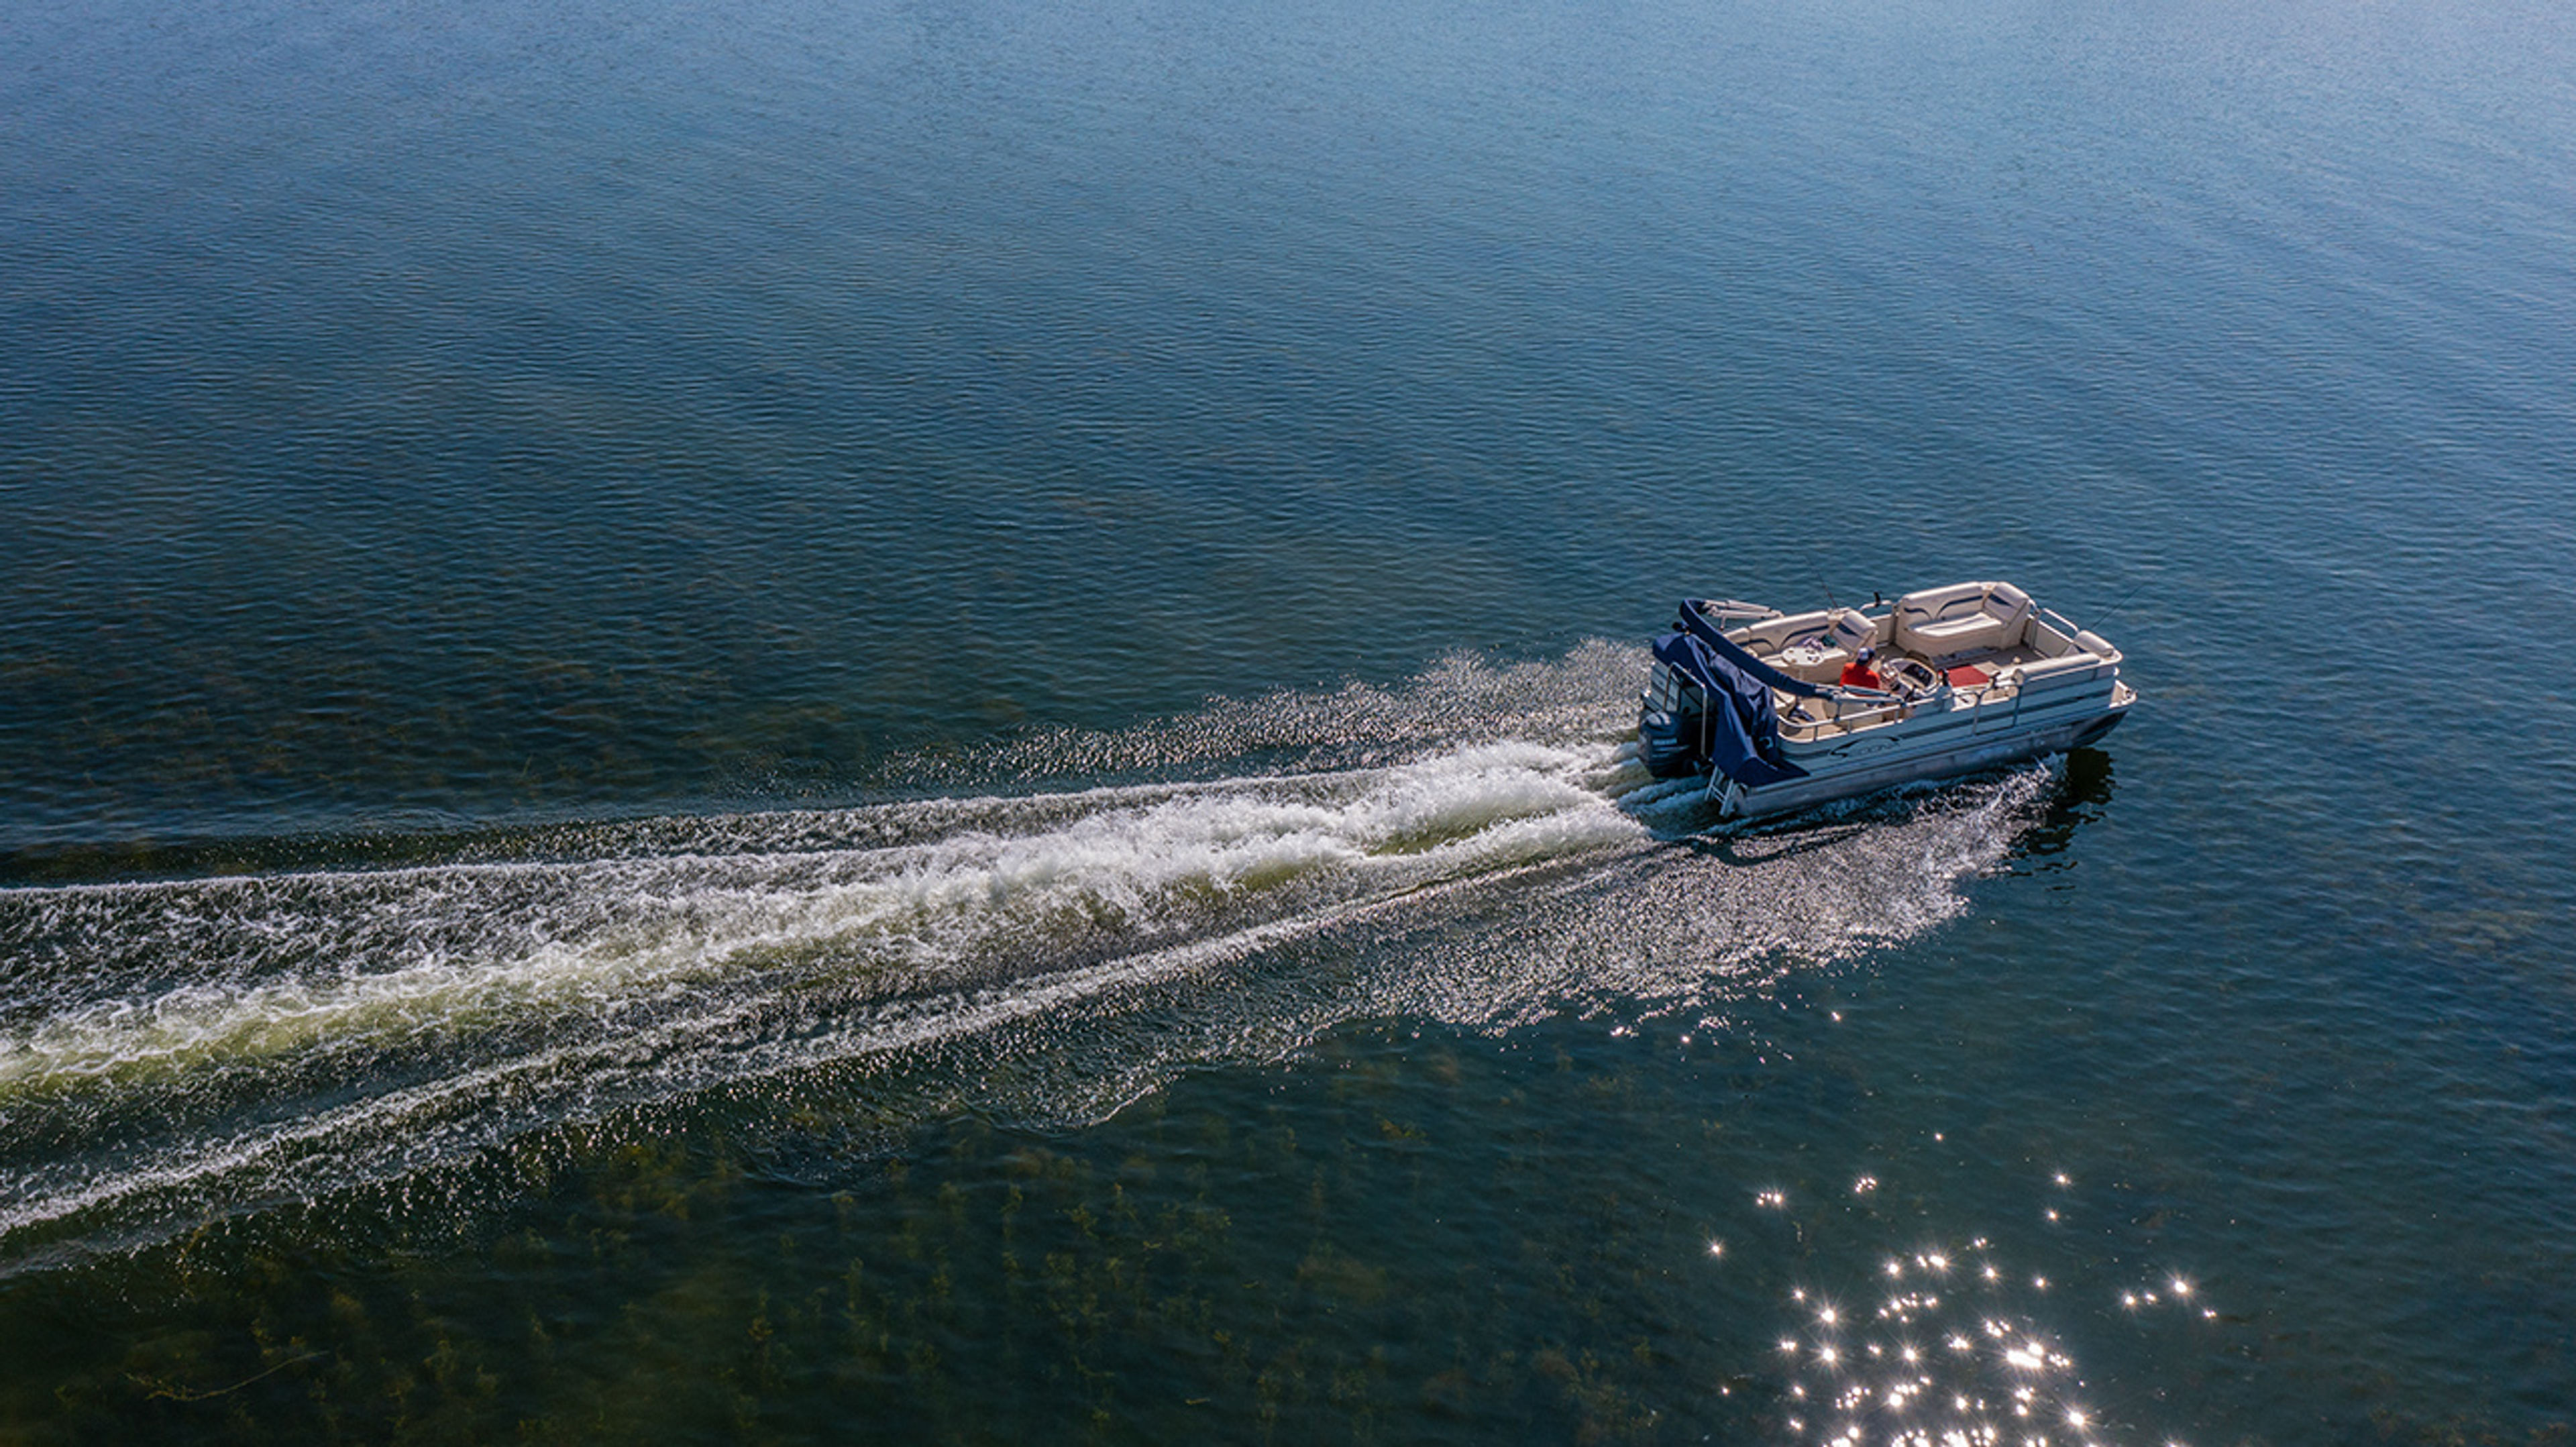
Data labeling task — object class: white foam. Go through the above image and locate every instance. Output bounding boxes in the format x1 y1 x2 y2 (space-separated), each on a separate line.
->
0 741 1638 1094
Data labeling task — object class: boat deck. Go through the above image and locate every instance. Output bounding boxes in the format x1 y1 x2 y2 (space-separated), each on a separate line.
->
1772 639 2056 742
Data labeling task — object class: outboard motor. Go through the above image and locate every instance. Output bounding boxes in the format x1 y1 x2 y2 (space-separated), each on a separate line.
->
1637 656 1708 780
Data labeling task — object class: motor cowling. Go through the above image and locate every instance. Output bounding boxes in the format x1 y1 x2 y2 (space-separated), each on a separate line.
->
1637 654 1710 778
1637 704 1707 779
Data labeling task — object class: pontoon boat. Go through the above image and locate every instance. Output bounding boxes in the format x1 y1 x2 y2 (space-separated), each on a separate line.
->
1637 582 2135 820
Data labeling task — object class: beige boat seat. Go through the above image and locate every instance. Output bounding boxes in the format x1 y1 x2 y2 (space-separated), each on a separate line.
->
1766 608 1884 684
1894 582 2031 659
1827 608 1878 655
2006 652 2110 692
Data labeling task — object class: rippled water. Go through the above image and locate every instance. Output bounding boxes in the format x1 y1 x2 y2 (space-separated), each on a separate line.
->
5 0 2575 1439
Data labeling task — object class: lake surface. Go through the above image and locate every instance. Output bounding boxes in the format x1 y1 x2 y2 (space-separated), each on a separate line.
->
4 0 2573 1438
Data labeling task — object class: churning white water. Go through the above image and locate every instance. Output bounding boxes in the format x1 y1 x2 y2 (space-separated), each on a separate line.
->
0 651 2058 1274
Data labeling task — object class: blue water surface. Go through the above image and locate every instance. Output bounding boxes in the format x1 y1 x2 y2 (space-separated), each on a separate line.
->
3 0 2573 1439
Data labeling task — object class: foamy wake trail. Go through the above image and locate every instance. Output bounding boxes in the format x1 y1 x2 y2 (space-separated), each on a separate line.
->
0 743 1625 1087
0 723 2061 1275
0 742 1630 1258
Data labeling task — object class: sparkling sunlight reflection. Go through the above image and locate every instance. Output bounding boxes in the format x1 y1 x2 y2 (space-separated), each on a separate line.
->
1764 1228 2216 1447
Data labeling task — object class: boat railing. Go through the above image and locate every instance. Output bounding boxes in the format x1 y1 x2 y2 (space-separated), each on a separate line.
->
1783 686 1904 737
2033 606 2111 651
1698 598 1785 627
2030 606 2121 665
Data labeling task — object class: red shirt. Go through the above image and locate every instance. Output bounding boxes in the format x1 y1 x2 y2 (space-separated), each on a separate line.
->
1840 660 1881 689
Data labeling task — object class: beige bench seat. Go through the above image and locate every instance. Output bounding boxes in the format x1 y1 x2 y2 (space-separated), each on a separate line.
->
1893 582 2033 659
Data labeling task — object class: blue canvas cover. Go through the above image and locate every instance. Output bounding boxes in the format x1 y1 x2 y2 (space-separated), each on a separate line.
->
1672 603 1827 700
1654 603 1813 788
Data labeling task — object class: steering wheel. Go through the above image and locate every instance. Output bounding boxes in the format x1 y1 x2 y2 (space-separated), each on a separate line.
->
1885 658 1939 698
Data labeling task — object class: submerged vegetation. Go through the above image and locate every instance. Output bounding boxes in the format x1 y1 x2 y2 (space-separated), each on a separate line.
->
6 1023 1737 1444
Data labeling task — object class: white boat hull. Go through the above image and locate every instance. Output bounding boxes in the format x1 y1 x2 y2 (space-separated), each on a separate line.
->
1712 680 2133 819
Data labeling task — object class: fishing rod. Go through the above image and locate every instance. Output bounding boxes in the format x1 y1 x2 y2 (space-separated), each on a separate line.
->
2084 578 2151 633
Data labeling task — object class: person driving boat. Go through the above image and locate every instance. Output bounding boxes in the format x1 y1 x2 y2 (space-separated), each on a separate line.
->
1840 645 1882 690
